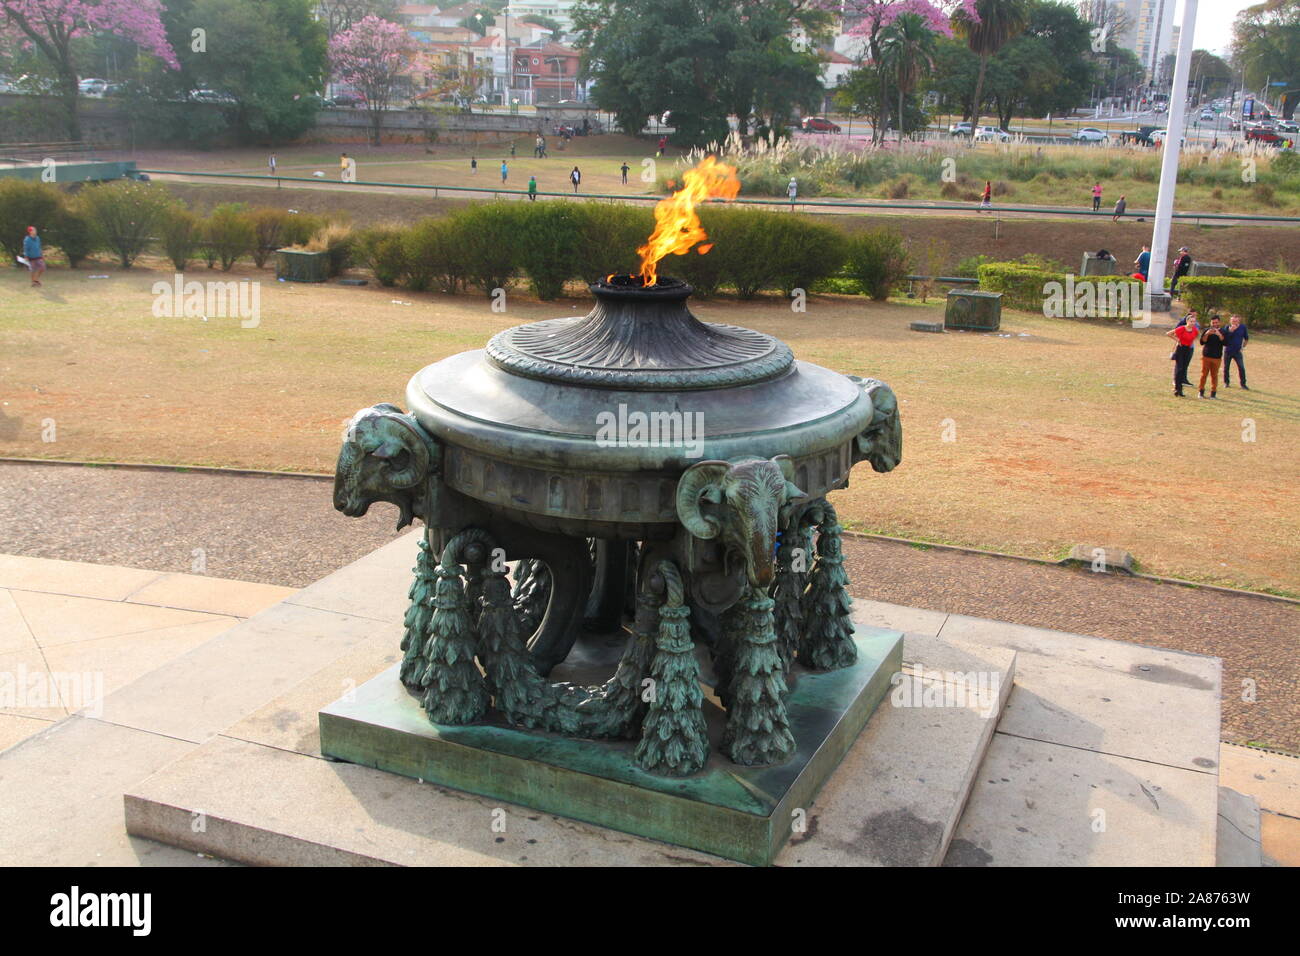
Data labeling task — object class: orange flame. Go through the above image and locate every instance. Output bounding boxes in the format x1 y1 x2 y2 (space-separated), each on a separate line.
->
638 156 740 286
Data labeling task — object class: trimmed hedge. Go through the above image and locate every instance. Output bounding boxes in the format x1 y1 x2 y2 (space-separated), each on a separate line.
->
1182 272 1299 329
978 262 1142 316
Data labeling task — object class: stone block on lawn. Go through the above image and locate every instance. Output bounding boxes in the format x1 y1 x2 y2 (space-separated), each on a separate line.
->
1081 254 1117 277
276 249 329 283
910 321 944 333
945 290 1002 331
1061 545 1134 575
1189 262 1228 277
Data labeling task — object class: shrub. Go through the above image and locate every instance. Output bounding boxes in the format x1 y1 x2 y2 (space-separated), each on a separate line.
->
80 180 176 268
0 179 63 260
446 203 521 295
515 202 584 300
844 228 911 301
204 203 256 271
1271 150 1300 178
955 254 994 278
355 225 409 287
885 177 911 199
305 221 355 277
573 202 653 283
280 211 324 248
158 206 201 271
1181 274 1299 329
249 208 294 268
671 206 741 296
48 198 98 268
404 217 466 292
977 262 1141 316
940 181 961 199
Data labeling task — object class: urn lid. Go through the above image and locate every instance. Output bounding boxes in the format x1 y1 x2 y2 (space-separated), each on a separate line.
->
484 276 794 391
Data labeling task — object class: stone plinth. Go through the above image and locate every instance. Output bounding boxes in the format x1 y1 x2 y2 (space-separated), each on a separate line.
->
1081 254 1117 276
319 627 904 866
1189 261 1228 277
945 290 1002 331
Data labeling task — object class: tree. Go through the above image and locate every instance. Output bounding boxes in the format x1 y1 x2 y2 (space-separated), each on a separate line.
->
0 0 177 140
572 0 828 148
952 0 1030 131
128 0 326 145
879 12 938 142
1232 0 1300 111
316 0 399 36
835 1 977 144
330 15 420 146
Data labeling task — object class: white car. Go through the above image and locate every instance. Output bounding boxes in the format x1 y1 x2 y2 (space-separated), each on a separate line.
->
78 77 108 97
1199 110 1215 122
949 122 972 136
1074 127 1107 143
972 125 1011 143
1150 129 1186 147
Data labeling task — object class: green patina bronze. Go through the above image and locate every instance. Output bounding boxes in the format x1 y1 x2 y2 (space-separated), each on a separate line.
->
328 273 904 847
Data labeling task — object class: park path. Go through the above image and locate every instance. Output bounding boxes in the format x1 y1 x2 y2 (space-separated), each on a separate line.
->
2 460 1295 752
140 170 1282 228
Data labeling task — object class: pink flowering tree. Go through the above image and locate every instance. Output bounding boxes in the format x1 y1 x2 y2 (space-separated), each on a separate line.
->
828 0 978 142
329 15 419 146
0 0 178 140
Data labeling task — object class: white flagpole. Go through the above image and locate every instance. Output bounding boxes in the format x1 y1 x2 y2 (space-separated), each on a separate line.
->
1143 0 1198 326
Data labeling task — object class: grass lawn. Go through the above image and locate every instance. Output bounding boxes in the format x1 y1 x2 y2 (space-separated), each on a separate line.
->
2 257 1298 597
114 137 1300 216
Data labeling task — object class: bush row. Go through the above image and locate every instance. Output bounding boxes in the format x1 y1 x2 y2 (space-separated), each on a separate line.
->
0 179 332 271
977 261 1141 315
1182 272 1299 329
354 202 912 301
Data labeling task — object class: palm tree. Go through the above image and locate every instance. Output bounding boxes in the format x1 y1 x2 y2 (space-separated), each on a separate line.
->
953 0 1031 135
880 13 939 144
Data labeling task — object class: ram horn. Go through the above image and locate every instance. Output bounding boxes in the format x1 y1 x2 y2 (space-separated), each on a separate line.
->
675 460 731 539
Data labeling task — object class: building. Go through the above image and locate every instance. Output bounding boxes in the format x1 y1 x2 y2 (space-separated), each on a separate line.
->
1078 0 1176 83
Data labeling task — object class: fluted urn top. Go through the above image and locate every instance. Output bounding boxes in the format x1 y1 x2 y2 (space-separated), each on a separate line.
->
484 275 795 391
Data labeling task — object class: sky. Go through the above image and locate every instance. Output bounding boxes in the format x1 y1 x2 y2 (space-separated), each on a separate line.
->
1175 0 1259 57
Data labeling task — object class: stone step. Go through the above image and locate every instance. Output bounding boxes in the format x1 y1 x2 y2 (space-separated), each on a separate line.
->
1216 787 1263 866
936 614 1222 866
0 539 417 865
123 606 1016 866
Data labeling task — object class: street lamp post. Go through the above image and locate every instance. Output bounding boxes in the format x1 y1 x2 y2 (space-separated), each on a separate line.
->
1144 0 1198 325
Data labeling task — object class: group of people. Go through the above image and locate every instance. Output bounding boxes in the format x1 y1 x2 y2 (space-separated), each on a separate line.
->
1124 244 1193 297
1090 182 1129 221
1166 310 1249 398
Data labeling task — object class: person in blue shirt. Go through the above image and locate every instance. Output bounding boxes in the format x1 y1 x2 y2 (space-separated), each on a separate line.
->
22 225 44 286
1133 245 1151 282
1221 314 1249 389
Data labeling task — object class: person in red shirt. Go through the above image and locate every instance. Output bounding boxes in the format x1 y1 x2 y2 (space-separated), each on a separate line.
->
1166 311 1199 396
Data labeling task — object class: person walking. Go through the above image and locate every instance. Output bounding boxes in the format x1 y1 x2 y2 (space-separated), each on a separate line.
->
787 177 798 205
1197 314 1226 399
339 153 350 181
1092 182 1102 211
527 175 537 201
620 161 629 185
570 166 581 193
979 180 992 212
535 134 544 158
268 153 277 176
1166 311 1198 397
500 160 508 183
1169 246 1192 297
21 225 45 287
1132 245 1150 282
510 142 516 158
1222 314 1249 389
1112 194 1127 221
656 135 667 157
470 156 477 175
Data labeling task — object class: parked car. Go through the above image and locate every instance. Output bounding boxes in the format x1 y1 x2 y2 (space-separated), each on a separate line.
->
189 88 236 104
972 125 1011 143
1199 110 1215 123
1277 120 1299 134
1246 127 1283 146
801 116 842 133
78 77 108 97
948 121 972 136
1150 129 1185 147
1074 127 1107 143
325 92 366 108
